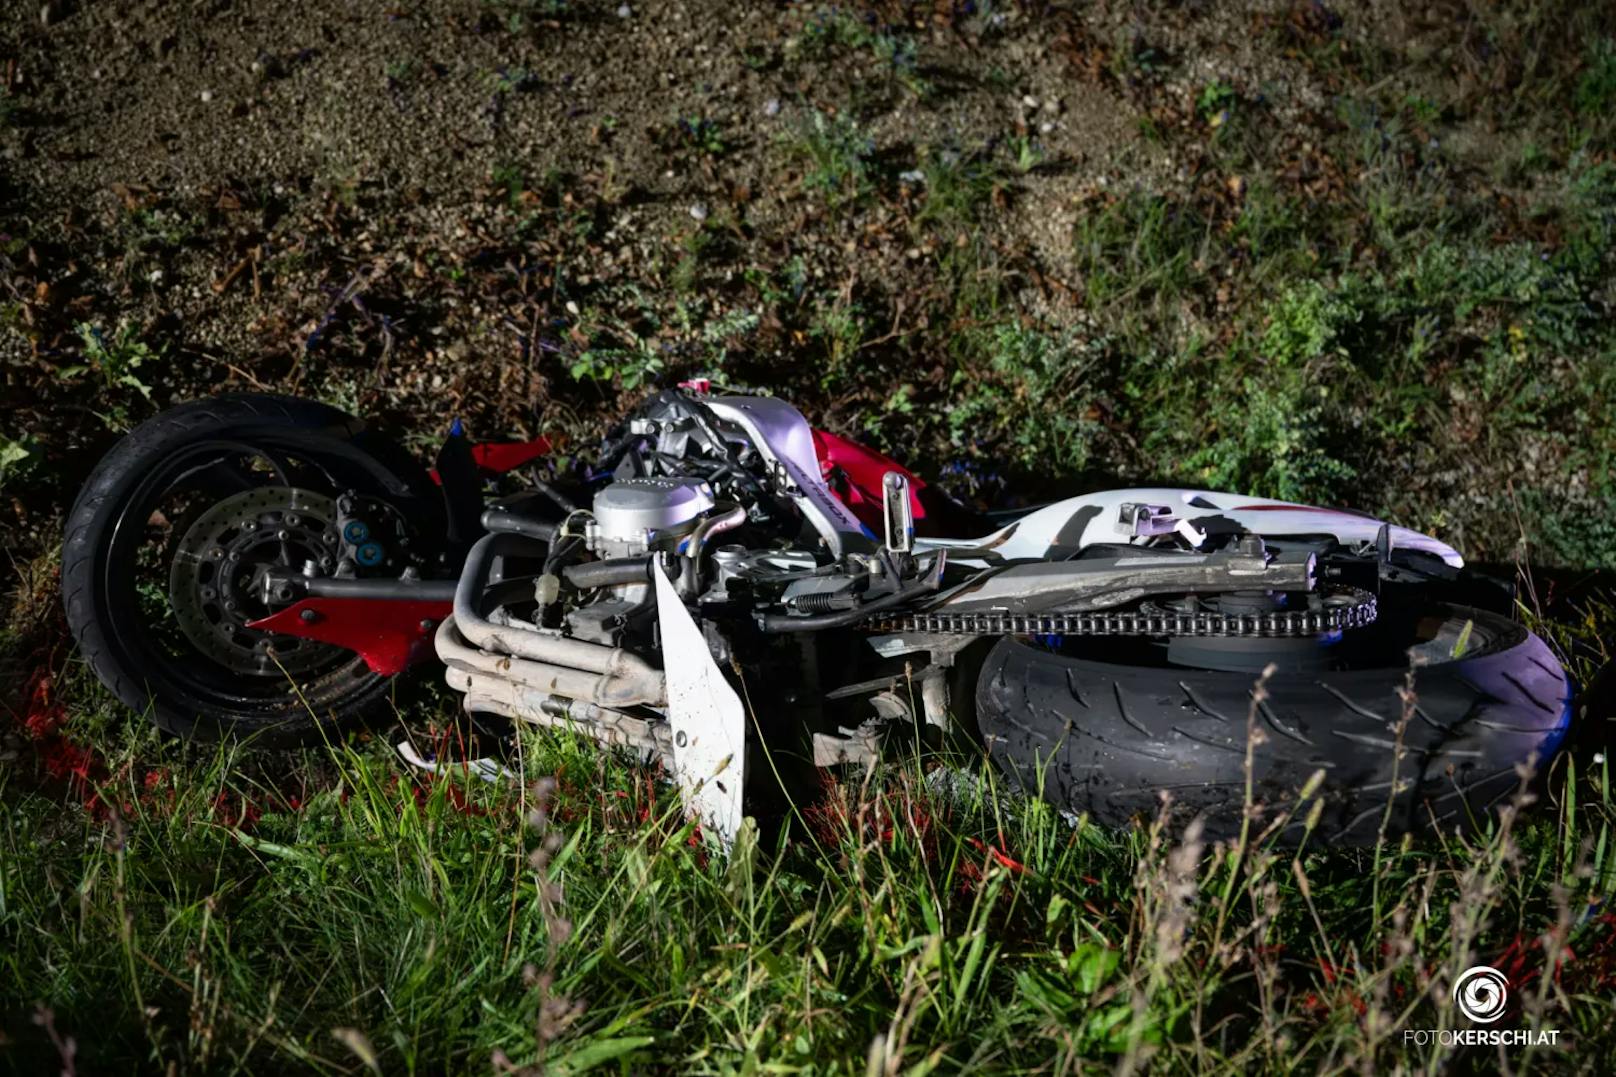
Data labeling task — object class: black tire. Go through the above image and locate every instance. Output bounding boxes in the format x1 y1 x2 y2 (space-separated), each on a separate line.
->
976 606 1572 844
62 393 441 745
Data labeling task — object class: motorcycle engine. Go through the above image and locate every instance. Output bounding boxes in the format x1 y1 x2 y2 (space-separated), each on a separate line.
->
586 476 715 559
564 477 716 646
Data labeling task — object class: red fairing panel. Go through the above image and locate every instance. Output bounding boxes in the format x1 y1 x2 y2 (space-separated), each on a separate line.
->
471 437 553 473
429 437 554 484
272 436 552 669
246 598 452 675
810 428 927 532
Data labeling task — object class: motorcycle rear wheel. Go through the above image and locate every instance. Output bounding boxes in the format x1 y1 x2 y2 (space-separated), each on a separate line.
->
975 606 1572 844
62 393 441 745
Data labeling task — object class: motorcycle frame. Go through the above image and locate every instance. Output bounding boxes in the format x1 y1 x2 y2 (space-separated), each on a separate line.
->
246 397 1466 676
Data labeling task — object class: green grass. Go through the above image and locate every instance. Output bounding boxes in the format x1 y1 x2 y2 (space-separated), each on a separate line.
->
786 109 876 206
4 596 1615 1074
911 144 1012 232
790 5 930 99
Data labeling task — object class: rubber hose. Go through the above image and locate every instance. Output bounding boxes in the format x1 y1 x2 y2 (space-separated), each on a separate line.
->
756 579 937 632
563 556 658 589
480 508 557 543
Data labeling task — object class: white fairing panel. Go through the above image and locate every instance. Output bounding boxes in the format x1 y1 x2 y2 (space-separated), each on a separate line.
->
696 393 1459 569
702 396 870 556
917 487 1464 568
653 565 747 846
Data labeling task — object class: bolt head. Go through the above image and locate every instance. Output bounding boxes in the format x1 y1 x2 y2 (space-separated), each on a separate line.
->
299 608 320 623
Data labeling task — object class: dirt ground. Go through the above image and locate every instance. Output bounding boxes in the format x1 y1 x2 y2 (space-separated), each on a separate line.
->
3 1 1613 573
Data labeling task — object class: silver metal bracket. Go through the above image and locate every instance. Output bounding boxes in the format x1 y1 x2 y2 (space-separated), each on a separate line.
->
882 471 915 555
1115 502 1208 548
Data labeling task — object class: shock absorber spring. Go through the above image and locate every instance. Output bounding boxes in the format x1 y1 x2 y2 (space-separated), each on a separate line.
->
793 592 840 614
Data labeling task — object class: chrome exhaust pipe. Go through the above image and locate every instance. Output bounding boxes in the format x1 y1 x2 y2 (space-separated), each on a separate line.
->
436 618 665 709
435 533 667 709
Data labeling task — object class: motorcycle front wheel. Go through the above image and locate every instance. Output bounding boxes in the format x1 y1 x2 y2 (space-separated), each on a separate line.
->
62 393 443 745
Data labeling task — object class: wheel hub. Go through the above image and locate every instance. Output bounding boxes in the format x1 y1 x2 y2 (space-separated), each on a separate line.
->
168 486 342 676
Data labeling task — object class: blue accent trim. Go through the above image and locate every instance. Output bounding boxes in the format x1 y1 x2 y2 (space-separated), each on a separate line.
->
450 417 465 437
1541 681 1576 758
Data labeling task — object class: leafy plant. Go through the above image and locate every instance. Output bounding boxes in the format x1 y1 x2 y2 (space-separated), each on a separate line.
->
670 225 715 294
384 58 418 88
569 348 665 390
567 306 668 390
490 66 537 95
55 323 160 432
1402 93 1440 125
1575 37 1616 115
0 433 37 492
1196 79 1236 122
948 323 1109 475
676 115 727 156
483 0 568 33
1009 134 1043 175
64 322 157 400
796 6 872 58
913 145 1007 230
490 158 526 207
794 5 928 94
807 295 866 389
1178 284 1357 502
788 109 875 204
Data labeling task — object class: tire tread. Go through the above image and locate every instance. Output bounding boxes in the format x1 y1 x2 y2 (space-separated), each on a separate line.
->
976 609 1571 843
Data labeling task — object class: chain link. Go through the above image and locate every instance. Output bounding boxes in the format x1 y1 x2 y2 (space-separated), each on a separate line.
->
867 587 1377 637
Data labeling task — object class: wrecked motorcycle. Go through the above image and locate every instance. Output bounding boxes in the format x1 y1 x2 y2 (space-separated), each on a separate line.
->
63 389 1572 843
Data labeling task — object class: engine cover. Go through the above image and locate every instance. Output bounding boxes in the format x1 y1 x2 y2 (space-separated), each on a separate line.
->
589 476 714 558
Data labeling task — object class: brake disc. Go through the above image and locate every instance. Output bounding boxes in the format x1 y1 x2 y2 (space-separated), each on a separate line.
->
168 486 342 676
